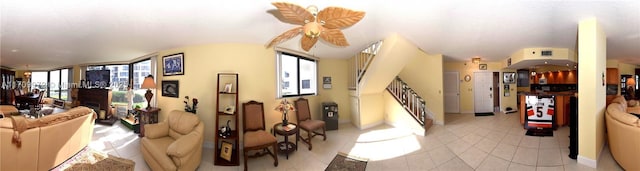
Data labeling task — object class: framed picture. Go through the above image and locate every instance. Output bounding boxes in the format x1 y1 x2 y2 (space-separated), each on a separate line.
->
163 53 184 76
479 64 488 70
220 141 233 161
503 72 516 84
161 80 179 98
323 76 332 89
223 105 235 114
223 83 233 93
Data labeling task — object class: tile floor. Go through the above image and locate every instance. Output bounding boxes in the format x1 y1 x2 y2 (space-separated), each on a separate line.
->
89 112 623 171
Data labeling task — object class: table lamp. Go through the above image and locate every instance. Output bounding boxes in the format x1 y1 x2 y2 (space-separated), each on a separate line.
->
141 75 156 109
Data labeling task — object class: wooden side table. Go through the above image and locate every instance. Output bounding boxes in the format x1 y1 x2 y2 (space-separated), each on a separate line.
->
137 107 160 137
272 123 299 159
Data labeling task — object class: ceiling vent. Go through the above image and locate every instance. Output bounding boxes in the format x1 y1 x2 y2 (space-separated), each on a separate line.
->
541 50 553 56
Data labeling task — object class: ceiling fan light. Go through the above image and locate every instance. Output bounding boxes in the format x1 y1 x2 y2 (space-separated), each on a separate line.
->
304 22 321 38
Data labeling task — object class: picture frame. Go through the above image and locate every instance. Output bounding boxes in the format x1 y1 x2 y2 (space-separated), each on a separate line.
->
503 72 516 84
223 105 235 114
161 80 179 98
323 76 332 89
163 53 184 76
223 83 233 93
220 141 233 161
479 64 488 70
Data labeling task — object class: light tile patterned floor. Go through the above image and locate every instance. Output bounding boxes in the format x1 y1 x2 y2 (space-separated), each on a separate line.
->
89 112 623 170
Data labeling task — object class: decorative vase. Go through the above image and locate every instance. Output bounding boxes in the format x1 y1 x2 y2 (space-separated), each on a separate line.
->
282 111 289 126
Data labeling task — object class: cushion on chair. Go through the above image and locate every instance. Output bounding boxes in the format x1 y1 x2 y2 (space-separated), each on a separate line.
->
168 110 200 135
244 130 277 148
295 99 311 121
141 136 178 170
244 104 264 131
299 120 325 131
628 100 639 107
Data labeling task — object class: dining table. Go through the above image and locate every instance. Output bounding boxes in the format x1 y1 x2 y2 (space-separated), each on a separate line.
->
15 93 40 109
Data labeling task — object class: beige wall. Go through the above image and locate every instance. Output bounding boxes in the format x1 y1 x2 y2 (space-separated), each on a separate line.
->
443 62 516 113
154 43 349 144
359 33 417 94
317 59 352 123
577 18 607 166
398 51 444 124
383 91 424 135
358 93 384 129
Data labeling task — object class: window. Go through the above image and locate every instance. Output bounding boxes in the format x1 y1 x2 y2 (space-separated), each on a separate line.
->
30 72 48 91
47 68 71 100
132 60 152 108
104 64 129 91
277 52 317 97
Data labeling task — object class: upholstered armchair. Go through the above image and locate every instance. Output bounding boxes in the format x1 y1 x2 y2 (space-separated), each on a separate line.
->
141 110 204 171
243 101 278 171
294 98 326 150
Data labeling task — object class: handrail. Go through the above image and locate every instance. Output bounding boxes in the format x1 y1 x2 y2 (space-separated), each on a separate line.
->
349 41 382 89
386 76 431 126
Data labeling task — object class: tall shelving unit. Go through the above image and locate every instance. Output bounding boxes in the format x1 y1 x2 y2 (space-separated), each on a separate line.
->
214 73 239 166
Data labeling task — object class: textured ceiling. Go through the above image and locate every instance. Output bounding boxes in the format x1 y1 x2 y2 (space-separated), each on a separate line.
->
1 0 639 70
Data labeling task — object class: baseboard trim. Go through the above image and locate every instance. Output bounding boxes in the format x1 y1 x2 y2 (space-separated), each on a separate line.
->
578 155 597 168
360 120 384 130
461 111 474 114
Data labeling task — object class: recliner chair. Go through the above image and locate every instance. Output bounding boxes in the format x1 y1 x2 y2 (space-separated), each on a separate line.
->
141 110 204 171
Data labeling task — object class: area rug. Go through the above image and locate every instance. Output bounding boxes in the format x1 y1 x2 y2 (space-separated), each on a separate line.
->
51 147 135 171
526 128 554 137
325 152 368 171
475 112 495 116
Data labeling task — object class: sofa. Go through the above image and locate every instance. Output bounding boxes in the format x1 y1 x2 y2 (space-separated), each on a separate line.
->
0 105 19 116
605 96 640 170
141 110 204 171
0 106 96 171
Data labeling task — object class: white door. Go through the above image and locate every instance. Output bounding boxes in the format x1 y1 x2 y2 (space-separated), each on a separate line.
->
474 72 494 113
444 72 460 113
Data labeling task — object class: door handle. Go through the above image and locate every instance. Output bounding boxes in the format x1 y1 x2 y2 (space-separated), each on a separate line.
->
490 87 492 91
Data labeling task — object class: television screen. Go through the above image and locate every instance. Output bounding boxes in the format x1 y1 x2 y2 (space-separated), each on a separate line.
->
525 95 555 129
86 70 110 88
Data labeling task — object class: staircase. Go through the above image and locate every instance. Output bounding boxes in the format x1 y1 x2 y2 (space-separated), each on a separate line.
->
386 76 434 130
349 41 382 90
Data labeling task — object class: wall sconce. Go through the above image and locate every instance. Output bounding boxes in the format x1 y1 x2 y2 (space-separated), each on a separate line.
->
23 71 32 78
531 71 537 76
472 57 481 64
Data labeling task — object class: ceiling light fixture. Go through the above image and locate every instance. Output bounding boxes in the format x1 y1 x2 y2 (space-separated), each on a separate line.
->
472 57 481 64
23 65 32 79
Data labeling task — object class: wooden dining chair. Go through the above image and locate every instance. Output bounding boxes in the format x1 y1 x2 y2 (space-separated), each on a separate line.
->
242 101 278 171
294 98 326 150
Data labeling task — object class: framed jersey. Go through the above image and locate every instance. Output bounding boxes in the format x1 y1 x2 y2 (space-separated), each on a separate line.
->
525 95 556 129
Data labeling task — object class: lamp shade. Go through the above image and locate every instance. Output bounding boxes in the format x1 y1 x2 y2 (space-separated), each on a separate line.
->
141 75 156 89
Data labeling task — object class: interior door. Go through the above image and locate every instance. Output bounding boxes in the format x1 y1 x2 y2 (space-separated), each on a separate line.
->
444 72 460 113
474 72 494 113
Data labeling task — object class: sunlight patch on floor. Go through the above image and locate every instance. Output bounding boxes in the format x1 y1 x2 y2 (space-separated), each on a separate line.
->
346 127 421 161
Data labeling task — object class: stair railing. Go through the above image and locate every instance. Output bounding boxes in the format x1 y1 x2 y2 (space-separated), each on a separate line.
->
386 76 433 127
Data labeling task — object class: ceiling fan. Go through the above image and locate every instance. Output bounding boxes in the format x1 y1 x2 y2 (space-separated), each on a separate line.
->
266 2 365 51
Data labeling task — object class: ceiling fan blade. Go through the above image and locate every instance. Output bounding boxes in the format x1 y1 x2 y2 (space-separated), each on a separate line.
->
266 27 302 48
320 29 349 47
272 2 315 25
301 35 319 51
317 7 365 29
